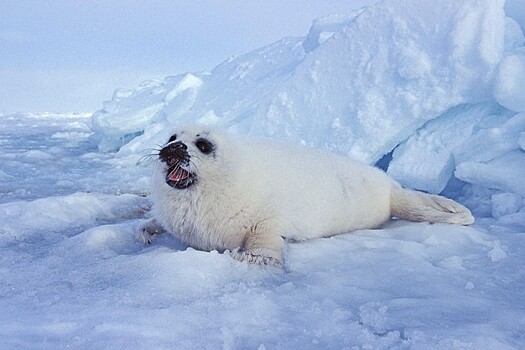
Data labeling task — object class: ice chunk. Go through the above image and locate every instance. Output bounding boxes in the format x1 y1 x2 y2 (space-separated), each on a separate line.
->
488 241 508 262
493 50 525 112
389 107 523 194
359 302 388 333
112 88 134 101
93 102 165 152
387 104 503 194
302 12 363 53
92 0 507 167
454 112 525 163
455 150 525 196
491 192 523 218
21 150 54 161
162 74 203 125
464 281 475 290
250 0 506 164
164 74 202 103
91 74 200 152
91 36 305 154
505 0 525 34
439 256 464 271
504 17 525 52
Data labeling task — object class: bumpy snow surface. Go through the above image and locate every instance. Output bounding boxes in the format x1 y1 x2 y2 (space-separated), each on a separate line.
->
2 0 525 348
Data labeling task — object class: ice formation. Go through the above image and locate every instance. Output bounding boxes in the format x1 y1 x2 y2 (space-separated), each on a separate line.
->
91 0 525 216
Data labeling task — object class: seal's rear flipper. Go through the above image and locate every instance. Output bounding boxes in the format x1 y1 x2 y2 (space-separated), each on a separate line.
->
390 187 474 225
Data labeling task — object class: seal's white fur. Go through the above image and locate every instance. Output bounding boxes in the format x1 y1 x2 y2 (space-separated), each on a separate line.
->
146 126 474 265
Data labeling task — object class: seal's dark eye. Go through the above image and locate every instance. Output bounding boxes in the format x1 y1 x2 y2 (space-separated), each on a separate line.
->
195 138 214 154
168 134 177 143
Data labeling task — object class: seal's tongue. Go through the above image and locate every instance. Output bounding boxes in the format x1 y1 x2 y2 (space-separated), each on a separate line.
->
168 167 190 182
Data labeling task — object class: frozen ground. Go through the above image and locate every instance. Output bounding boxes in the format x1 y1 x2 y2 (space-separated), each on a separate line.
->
2 0 525 348
1 114 524 349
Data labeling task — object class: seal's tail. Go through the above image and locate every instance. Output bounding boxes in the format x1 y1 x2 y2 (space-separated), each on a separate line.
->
390 186 474 225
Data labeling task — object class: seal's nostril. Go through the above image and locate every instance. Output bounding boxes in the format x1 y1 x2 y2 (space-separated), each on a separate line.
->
170 141 187 151
159 141 190 166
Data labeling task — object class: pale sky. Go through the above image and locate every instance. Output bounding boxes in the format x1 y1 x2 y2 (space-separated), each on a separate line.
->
0 0 378 113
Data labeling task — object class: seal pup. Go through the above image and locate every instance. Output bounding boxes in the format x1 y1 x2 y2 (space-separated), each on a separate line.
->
141 125 474 266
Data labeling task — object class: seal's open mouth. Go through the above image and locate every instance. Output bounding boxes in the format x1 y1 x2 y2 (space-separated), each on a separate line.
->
166 165 195 189
159 140 196 189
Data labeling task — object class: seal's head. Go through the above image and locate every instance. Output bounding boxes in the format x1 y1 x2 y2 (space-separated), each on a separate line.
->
157 127 219 190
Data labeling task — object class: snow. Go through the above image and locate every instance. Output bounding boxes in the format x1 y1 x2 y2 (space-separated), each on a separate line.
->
1 0 525 348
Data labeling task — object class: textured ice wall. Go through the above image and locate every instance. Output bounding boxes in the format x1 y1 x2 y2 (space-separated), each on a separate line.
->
91 0 525 209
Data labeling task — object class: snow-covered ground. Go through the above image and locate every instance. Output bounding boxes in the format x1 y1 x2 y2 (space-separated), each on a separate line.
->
1 0 525 348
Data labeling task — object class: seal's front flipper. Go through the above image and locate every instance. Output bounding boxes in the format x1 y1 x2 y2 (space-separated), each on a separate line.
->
137 218 166 244
231 249 282 266
231 228 284 266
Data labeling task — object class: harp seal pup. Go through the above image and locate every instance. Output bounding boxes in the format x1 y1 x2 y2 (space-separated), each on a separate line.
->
141 125 474 266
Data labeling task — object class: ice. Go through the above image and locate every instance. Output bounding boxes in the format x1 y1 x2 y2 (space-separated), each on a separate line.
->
91 78 171 152
93 0 507 165
488 240 508 262
388 107 525 194
91 37 305 153
0 192 149 246
302 12 364 53
506 0 525 33
494 50 525 112
387 104 506 194
2 0 525 348
455 150 525 197
88 0 525 206
250 0 506 163
455 112 525 163
504 17 525 52
491 192 523 219
21 149 55 160
2 114 524 348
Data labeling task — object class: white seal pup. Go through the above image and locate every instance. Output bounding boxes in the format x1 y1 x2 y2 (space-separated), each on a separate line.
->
141 125 474 266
